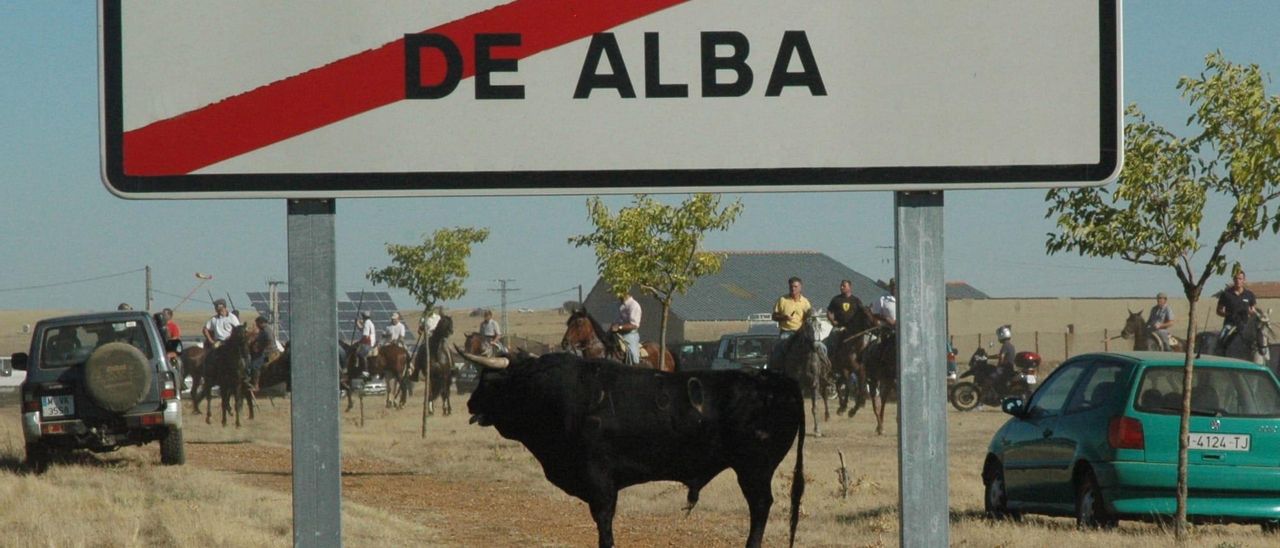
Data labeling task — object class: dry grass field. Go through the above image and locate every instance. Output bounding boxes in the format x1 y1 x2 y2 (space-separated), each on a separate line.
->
1 385 1276 547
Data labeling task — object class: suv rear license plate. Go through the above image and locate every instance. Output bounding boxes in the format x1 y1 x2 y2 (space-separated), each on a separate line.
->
41 395 75 418
1188 432 1250 451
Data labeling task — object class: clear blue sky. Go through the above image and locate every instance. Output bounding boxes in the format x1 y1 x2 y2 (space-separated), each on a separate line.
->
3 2 1279 314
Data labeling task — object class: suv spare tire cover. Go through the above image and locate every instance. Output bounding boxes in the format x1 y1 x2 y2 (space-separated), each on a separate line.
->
85 342 153 413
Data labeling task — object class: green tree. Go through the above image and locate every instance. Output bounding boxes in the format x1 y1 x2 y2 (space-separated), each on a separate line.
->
366 227 490 320
569 194 744 369
1045 52 1280 539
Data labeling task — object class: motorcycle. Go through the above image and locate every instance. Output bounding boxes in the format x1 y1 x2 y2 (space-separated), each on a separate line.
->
949 347 1040 411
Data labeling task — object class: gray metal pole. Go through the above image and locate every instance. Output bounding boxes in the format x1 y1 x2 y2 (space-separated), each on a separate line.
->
287 199 341 547
894 191 948 547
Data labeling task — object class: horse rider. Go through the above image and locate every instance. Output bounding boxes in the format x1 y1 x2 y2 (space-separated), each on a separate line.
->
825 279 863 356
770 276 811 366
870 278 897 329
384 312 407 349
248 315 276 389
355 310 376 373
610 290 642 366
1146 292 1175 351
202 299 241 348
1216 268 1257 354
479 309 506 355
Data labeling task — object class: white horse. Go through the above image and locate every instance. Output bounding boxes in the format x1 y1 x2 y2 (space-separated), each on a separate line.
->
1218 309 1273 365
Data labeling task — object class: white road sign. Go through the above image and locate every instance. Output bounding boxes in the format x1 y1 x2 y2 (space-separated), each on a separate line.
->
100 0 1121 198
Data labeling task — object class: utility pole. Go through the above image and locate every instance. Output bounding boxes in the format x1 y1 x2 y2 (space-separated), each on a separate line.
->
145 265 153 311
489 279 518 346
267 279 286 324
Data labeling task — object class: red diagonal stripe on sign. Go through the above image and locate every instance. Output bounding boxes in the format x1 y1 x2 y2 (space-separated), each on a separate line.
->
123 0 689 176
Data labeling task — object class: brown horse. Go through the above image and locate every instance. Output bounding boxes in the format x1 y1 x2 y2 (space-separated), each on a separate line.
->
559 309 676 372
200 325 256 427
181 345 208 414
771 314 832 436
415 315 455 415
861 327 897 435
828 304 878 418
257 343 291 392
376 344 412 409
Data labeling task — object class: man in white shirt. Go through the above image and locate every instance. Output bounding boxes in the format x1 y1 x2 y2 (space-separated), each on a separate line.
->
202 299 242 348
385 312 407 348
356 310 376 372
610 291 642 366
870 279 897 328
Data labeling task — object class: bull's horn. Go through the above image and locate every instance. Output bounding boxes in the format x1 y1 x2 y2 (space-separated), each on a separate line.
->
454 346 509 369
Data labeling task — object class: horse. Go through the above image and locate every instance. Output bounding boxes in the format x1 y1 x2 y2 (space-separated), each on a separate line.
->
415 315 455 416
376 343 412 409
199 325 256 427
861 326 898 436
827 304 877 418
257 342 291 392
1118 309 1183 352
1202 309 1273 365
559 308 676 372
770 314 832 436
181 345 207 414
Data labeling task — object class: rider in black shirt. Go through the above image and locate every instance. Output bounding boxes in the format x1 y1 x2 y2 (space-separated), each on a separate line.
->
1216 269 1257 353
825 280 865 353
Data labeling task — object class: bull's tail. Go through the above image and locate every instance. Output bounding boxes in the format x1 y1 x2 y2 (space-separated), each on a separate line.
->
789 398 805 548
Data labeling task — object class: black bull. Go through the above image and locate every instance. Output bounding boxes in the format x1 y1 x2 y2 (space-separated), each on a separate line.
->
459 350 805 548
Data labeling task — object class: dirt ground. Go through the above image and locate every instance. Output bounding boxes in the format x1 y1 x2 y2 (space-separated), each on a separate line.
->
184 441 743 547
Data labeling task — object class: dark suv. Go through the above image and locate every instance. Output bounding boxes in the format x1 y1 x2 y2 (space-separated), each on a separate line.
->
11 310 185 471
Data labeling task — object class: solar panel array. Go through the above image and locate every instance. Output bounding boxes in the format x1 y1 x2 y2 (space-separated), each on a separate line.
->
245 291 416 345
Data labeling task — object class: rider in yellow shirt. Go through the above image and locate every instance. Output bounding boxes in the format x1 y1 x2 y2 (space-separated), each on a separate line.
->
769 277 811 367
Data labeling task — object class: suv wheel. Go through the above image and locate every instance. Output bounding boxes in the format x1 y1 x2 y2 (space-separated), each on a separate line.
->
85 342 153 413
159 427 185 465
1075 471 1117 529
26 442 56 474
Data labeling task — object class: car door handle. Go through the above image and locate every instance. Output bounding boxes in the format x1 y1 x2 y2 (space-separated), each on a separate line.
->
1042 429 1053 438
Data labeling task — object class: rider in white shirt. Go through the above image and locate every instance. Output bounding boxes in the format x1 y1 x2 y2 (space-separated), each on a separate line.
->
356 310 376 372
870 279 897 328
202 299 242 347
385 312 407 348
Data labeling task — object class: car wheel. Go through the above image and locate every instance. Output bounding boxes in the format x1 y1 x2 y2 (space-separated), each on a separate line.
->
26 442 55 474
1075 471 1117 529
159 427 185 465
984 462 1018 520
950 382 981 412
85 342 153 413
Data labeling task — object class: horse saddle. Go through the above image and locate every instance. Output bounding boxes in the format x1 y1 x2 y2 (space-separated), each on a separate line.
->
613 334 649 360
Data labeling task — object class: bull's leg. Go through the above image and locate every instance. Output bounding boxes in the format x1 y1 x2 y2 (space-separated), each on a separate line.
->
735 469 775 548
587 492 618 548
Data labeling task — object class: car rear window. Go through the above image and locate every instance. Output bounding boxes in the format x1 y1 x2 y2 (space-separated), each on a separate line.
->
1134 366 1280 418
40 321 155 368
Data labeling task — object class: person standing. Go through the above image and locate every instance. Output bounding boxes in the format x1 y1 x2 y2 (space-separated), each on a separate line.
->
202 299 241 348
1216 268 1257 353
994 325 1016 389
770 277 811 366
1146 292 1175 351
610 291 643 366
479 309 505 354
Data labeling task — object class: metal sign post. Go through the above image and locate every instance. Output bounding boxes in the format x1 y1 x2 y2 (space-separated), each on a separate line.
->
895 191 948 547
287 199 341 547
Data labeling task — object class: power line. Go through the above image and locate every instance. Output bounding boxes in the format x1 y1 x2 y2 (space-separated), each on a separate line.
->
0 268 146 293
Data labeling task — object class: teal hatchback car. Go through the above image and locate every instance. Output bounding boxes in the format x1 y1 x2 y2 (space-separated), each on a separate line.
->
983 351 1280 531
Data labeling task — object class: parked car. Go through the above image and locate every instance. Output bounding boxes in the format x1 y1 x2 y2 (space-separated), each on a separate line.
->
710 333 778 371
983 351 1280 531
11 310 185 472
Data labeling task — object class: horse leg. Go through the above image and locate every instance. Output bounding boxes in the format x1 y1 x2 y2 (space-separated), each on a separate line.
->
872 381 885 435
820 378 831 422
810 393 822 437
202 384 213 425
